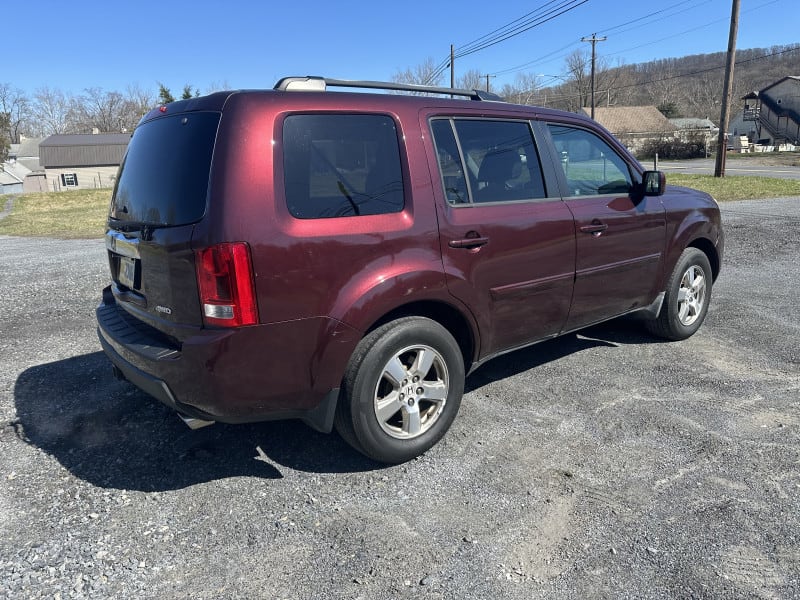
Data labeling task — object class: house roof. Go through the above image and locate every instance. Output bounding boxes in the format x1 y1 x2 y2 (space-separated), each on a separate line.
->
39 133 131 148
761 76 800 94
0 169 24 186
669 118 718 130
742 76 800 100
39 133 131 168
581 106 677 134
15 137 45 158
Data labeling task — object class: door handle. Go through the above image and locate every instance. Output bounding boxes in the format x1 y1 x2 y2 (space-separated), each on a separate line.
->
449 236 489 249
580 223 608 236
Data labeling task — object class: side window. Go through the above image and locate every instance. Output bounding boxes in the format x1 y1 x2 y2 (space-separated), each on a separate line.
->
547 124 633 196
283 114 404 218
431 120 468 203
431 118 546 204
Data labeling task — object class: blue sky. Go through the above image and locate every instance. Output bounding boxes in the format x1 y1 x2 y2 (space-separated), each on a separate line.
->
6 0 799 96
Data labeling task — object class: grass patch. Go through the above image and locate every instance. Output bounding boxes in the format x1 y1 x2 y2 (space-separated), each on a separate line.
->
723 151 800 166
0 189 111 239
667 173 800 201
1 175 799 239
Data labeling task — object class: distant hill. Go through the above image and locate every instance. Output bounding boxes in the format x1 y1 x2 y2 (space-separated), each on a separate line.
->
536 44 800 121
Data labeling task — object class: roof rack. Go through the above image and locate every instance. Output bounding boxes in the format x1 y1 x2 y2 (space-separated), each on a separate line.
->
274 76 504 102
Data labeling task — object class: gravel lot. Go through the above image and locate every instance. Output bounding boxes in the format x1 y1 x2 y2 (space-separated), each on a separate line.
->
1 197 798 599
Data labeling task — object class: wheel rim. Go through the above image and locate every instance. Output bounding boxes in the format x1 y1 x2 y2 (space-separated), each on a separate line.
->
373 344 449 440
677 264 707 326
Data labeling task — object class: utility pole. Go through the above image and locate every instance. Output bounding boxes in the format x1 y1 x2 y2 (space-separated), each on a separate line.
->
484 74 496 93
581 33 606 119
450 44 455 89
714 0 741 177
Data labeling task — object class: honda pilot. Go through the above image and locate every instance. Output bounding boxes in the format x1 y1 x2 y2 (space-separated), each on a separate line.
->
97 77 724 463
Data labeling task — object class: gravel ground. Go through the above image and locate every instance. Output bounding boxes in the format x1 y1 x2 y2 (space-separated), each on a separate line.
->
1 197 798 599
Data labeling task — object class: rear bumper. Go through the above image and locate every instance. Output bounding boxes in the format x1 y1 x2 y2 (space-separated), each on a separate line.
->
96 287 355 432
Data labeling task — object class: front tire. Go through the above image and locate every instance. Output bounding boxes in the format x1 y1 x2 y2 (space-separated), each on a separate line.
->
646 247 713 341
335 317 465 463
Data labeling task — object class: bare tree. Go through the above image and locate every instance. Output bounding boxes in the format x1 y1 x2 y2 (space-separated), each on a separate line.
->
456 69 483 91
122 84 157 130
685 75 724 119
72 87 128 132
558 49 592 112
31 86 76 135
391 57 444 89
0 84 31 143
500 73 545 105
205 80 231 94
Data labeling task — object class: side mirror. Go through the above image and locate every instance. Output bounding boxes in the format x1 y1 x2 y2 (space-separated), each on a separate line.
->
642 170 666 196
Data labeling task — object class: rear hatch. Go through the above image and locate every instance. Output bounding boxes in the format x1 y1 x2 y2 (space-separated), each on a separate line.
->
106 106 221 334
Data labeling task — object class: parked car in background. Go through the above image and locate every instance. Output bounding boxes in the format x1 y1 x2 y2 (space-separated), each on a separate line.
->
97 77 723 463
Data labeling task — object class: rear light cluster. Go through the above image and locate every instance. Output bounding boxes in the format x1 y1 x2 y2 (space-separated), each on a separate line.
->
195 242 259 327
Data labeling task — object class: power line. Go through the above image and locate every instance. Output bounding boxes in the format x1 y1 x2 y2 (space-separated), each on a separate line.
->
454 0 590 59
598 0 705 36
427 0 591 85
487 0 781 81
488 0 706 78
523 45 800 104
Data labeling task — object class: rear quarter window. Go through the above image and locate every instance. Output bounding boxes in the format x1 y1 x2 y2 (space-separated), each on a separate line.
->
282 114 405 219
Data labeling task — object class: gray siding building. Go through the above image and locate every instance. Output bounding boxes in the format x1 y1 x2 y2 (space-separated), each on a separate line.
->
39 133 131 191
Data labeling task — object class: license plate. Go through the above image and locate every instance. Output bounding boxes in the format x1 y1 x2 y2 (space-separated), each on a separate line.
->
119 256 137 289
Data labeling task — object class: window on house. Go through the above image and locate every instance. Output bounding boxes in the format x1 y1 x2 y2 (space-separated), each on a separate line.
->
60 173 79 187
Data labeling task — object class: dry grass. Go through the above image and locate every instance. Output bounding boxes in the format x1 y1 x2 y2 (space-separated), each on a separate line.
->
0 189 111 239
668 173 800 201
1 174 799 240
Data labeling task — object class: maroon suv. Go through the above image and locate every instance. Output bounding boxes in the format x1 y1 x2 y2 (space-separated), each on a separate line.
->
97 77 723 463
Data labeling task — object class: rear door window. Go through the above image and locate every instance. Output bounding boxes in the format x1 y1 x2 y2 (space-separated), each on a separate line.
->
110 112 220 226
431 118 547 204
283 114 405 218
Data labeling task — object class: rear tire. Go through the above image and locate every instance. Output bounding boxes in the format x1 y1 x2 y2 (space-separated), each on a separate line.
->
335 317 465 463
646 247 712 341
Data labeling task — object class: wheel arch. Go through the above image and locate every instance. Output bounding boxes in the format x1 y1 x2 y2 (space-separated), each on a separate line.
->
687 236 721 282
364 300 477 372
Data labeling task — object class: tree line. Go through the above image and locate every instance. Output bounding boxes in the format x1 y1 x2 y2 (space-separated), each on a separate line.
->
1 43 798 162
394 44 799 120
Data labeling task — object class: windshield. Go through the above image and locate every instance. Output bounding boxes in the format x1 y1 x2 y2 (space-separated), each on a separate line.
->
109 112 220 226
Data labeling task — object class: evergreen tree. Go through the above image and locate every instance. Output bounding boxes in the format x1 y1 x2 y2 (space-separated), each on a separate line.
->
181 85 199 100
157 83 175 104
0 112 9 163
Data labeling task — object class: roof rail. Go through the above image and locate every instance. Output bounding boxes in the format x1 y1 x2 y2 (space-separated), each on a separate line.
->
274 76 504 102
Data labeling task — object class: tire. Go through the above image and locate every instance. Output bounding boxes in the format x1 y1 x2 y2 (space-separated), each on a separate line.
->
334 317 465 463
646 247 713 341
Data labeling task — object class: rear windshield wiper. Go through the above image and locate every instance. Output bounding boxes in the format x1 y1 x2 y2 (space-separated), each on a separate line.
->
108 218 170 240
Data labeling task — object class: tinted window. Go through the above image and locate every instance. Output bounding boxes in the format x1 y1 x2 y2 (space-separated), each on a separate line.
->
432 119 546 204
431 120 469 203
283 114 404 218
547 124 633 196
110 112 220 226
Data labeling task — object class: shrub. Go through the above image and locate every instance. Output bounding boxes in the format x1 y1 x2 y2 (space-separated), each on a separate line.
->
638 132 715 160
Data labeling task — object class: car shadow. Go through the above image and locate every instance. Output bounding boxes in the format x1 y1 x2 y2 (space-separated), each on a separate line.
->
466 318 663 392
13 319 660 491
12 352 381 491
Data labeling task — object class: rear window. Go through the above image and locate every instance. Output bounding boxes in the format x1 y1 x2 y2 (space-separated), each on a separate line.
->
109 112 220 226
282 114 405 218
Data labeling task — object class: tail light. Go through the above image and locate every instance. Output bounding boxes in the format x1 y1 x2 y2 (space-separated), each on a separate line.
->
195 242 259 327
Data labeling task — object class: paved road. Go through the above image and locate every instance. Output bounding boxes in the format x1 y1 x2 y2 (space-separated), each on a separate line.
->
658 157 800 179
1 198 799 598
